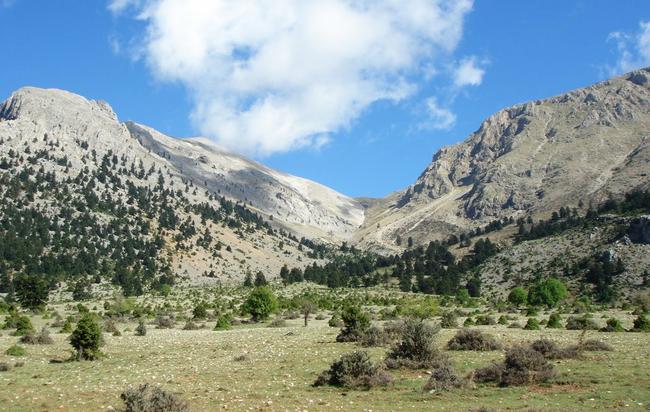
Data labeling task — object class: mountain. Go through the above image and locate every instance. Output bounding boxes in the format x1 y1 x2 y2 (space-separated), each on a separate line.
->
0 87 360 290
355 68 650 252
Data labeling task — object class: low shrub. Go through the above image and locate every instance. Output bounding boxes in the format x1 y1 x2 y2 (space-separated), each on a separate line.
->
315 314 327 320
20 327 53 345
463 317 475 327
5 345 26 357
182 321 201 330
578 339 613 351
631 314 650 332
446 329 502 351
473 345 555 386
500 345 555 386
0 362 10 372
600 318 624 332
135 320 147 336
497 315 509 325
360 325 390 347
104 320 120 335
546 313 562 329
119 383 189 412
267 317 287 328
565 316 599 330
328 313 343 328
214 315 231 331
423 365 464 392
314 351 392 389
530 339 579 360
155 315 175 329
523 318 540 330
474 315 496 326
440 311 458 328
385 319 448 370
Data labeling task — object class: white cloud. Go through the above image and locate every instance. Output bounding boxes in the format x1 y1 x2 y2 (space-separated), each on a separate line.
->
607 21 650 75
453 56 485 87
112 0 474 156
421 97 456 130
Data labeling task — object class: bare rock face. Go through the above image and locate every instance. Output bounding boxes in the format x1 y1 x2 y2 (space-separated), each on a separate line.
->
356 68 650 252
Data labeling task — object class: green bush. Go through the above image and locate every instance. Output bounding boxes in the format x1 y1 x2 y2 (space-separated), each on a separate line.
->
214 315 231 331
600 318 624 332
527 278 568 307
328 312 343 328
631 314 650 332
336 306 370 342
546 313 562 329
5 345 26 357
423 365 464 392
242 287 278 322
69 314 103 360
507 287 528 307
524 318 540 330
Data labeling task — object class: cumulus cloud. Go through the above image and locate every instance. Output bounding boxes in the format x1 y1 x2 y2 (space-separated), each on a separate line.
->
453 56 486 87
111 0 474 156
607 21 650 75
421 97 456 130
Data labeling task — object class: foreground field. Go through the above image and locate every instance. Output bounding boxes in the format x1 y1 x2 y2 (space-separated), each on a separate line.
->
1 315 649 412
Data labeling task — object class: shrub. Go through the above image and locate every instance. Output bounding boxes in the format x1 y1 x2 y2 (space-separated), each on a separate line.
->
423 365 464 392
524 318 540 330
60 318 74 333
446 329 502 351
600 318 624 332
20 327 53 345
182 321 200 330
70 313 103 361
546 313 562 329
0 362 10 372
12 315 34 336
315 314 327 320
313 351 393 389
5 345 26 356
497 315 509 325
565 315 599 330
242 287 278 322
267 317 287 328
336 306 370 342
155 315 175 329
527 278 568 307
360 325 389 347
328 313 343 328
192 304 208 320
631 314 650 332
385 319 448 370
501 345 555 386
530 339 579 360
119 383 188 412
463 317 475 327
104 320 120 335
472 362 505 383
135 320 147 336
474 315 496 326
440 311 458 328
578 339 613 351
214 315 231 331
473 345 555 386
508 287 528 307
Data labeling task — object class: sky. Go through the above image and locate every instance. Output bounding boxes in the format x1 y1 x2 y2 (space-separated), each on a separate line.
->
1 1 649 198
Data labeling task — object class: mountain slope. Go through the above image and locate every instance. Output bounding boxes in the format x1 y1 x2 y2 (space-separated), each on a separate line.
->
0 87 337 288
355 68 650 252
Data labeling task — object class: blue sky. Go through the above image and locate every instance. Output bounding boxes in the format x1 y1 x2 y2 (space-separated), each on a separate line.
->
1 1 649 198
